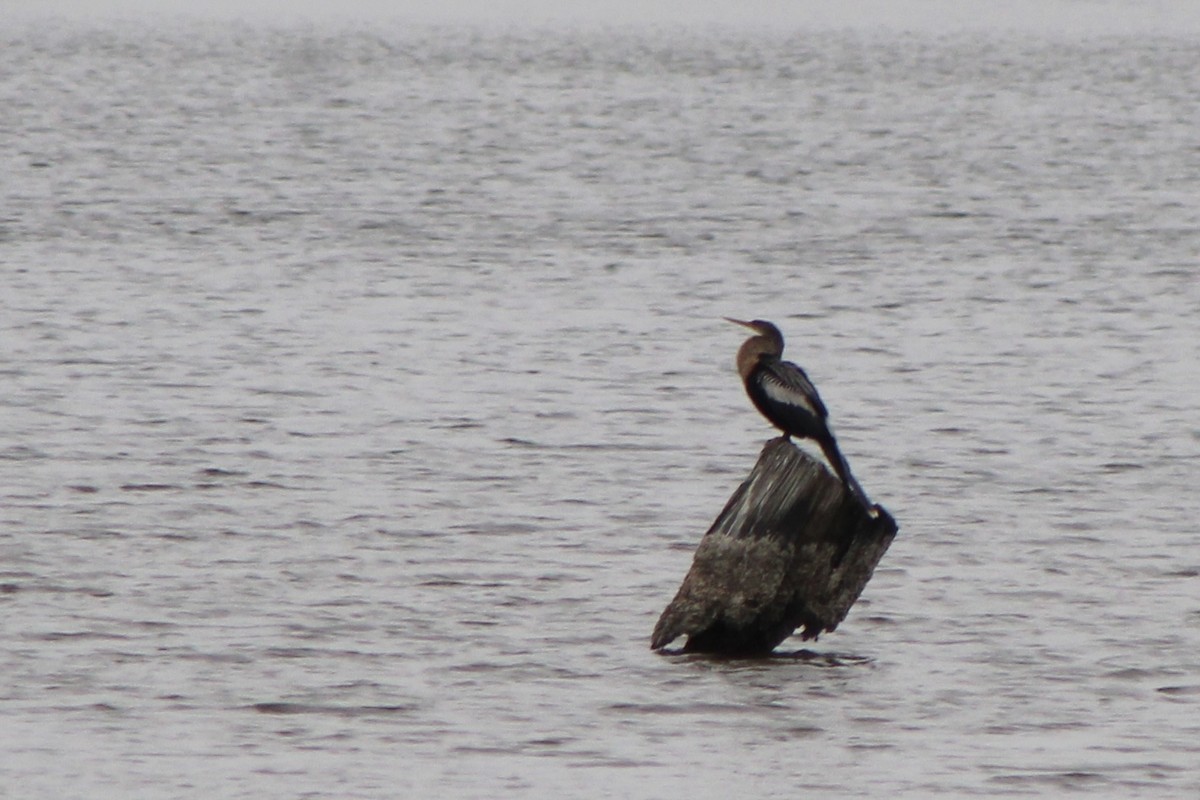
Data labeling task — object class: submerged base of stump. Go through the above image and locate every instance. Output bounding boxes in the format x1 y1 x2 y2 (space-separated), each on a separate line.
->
651 437 897 655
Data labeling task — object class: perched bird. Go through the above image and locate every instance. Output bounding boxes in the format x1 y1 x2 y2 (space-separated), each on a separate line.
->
725 317 870 507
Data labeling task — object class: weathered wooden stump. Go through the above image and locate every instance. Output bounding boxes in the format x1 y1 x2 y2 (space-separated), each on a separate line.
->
651 437 897 655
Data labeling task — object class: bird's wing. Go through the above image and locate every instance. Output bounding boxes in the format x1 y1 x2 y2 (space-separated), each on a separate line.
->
758 359 829 420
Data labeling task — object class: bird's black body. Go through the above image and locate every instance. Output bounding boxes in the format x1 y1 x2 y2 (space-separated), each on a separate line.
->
726 318 870 507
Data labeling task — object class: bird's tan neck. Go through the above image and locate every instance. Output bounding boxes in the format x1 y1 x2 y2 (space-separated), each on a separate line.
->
735 337 780 381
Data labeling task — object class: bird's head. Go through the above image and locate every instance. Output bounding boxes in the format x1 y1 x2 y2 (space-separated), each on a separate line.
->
724 317 785 361
724 317 783 344
724 317 785 374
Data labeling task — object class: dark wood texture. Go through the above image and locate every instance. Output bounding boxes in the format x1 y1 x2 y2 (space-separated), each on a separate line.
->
651 438 897 655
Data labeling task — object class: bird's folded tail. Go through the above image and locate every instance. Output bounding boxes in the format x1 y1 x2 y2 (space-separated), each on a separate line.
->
816 435 872 510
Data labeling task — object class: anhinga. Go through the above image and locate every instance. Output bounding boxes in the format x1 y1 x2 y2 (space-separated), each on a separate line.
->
725 317 870 508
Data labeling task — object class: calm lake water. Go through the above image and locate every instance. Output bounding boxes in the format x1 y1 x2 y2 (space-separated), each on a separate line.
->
2 15 1199 798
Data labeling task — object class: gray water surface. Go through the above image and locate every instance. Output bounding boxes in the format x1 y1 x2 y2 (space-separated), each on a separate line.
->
3 19 1199 798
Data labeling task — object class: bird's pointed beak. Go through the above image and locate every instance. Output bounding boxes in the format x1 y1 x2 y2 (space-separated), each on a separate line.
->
723 317 756 330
